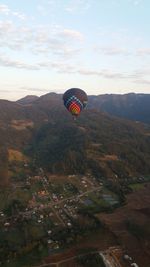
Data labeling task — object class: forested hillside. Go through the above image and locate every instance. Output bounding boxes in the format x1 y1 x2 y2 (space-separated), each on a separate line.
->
0 93 150 185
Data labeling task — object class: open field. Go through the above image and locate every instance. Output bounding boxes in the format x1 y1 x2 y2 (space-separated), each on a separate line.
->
97 183 150 267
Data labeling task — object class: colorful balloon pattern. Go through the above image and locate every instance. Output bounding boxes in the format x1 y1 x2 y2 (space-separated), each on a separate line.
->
63 88 88 117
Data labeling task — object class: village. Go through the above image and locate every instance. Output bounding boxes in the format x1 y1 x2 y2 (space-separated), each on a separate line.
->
0 165 143 267
0 165 120 265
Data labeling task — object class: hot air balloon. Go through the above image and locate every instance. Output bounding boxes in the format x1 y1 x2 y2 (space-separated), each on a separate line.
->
63 88 88 118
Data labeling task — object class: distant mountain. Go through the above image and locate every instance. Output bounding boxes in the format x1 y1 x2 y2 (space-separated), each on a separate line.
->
17 92 150 124
0 92 150 186
17 95 39 105
88 93 150 124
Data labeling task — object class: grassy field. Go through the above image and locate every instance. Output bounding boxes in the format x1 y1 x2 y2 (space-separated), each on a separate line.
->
129 183 145 190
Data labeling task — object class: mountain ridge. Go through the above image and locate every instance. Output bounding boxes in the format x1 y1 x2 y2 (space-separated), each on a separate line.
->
16 92 150 124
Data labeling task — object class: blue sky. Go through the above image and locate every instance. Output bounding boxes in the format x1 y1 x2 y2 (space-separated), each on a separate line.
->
0 0 150 100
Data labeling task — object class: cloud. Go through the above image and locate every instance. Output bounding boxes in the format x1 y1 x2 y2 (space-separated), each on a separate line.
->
0 4 26 20
0 4 10 15
1 51 150 90
133 79 150 85
21 86 50 92
61 29 84 41
37 0 58 16
0 18 83 58
0 89 12 92
0 20 14 34
136 48 150 56
0 3 84 60
77 68 126 79
0 54 39 70
12 12 26 20
37 60 127 79
95 46 130 56
0 52 132 80
0 54 79 71
52 46 82 58
65 0 91 13
37 60 78 73
125 68 150 85
0 21 31 50
32 29 83 58
38 0 91 16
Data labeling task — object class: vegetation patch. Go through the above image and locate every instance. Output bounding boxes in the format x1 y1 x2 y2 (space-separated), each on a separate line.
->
11 120 34 130
77 252 105 267
8 149 27 162
129 183 145 191
100 154 119 161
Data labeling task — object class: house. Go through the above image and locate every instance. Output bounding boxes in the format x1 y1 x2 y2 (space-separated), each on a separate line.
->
131 263 139 267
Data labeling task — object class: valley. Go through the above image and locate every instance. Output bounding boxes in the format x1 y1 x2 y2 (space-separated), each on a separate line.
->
0 93 150 266
0 161 149 266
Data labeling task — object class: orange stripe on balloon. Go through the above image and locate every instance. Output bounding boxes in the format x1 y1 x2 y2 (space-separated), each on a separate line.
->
69 102 81 115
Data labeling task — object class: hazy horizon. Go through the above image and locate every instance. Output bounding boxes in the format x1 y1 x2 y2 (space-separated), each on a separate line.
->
1 90 150 103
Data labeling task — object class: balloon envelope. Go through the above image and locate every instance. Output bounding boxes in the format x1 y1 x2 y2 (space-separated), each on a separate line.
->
63 88 88 117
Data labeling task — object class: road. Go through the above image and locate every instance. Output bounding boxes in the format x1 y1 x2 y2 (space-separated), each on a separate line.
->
34 249 124 267
0 184 102 227
100 252 123 267
34 250 99 267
